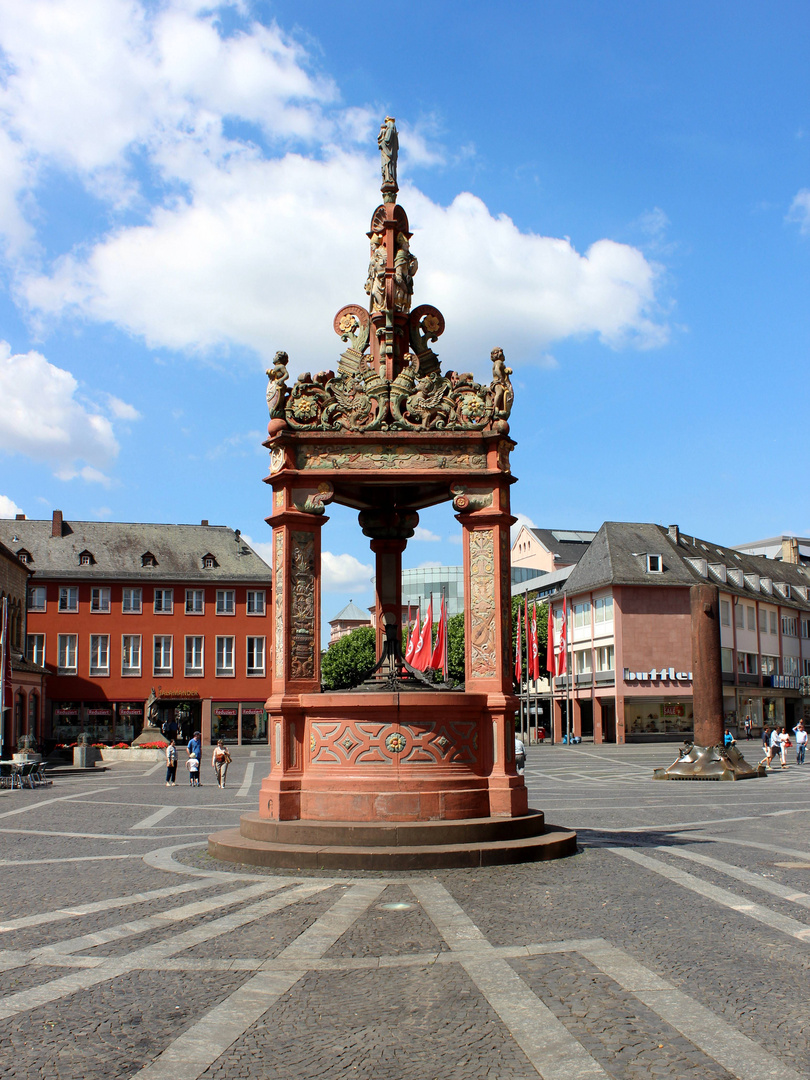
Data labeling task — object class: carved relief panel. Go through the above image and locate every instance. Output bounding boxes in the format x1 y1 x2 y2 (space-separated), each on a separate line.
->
468 528 497 679
290 531 316 681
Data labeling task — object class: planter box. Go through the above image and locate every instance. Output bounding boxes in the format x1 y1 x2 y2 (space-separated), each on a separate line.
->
99 747 168 763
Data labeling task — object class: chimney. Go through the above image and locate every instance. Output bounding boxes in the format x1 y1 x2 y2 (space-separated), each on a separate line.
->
782 537 800 564
667 524 679 544
52 509 63 537
201 519 209 526
15 513 25 520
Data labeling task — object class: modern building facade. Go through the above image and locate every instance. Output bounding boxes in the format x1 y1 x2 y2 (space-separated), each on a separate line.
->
734 535 810 566
0 512 274 747
552 522 810 744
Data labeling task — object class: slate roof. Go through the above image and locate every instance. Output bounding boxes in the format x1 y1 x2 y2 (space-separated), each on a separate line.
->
329 601 372 624
0 518 273 583
526 527 597 566
564 522 810 611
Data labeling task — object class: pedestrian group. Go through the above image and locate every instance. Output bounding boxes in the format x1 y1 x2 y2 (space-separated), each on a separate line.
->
759 720 807 770
164 730 231 787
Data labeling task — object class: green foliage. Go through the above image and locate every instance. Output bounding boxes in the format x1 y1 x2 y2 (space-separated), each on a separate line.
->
447 612 465 685
321 625 377 690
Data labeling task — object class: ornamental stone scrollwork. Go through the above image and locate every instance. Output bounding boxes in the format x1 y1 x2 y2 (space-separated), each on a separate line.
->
309 720 480 766
333 304 371 356
450 484 494 513
468 529 498 679
290 531 316 680
295 443 488 472
291 482 335 516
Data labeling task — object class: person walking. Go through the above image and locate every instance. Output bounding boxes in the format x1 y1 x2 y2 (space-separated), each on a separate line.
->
212 740 231 788
792 721 807 765
744 715 752 740
165 739 177 786
777 726 790 769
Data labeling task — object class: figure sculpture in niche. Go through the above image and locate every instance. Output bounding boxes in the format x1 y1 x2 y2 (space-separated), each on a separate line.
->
364 233 386 313
490 346 514 419
265 350 290 419
394 232 417 312
377 116 398 186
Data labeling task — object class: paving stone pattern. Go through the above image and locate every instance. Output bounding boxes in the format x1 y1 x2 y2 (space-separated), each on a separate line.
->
1 746 810 1079
199 964 535 1080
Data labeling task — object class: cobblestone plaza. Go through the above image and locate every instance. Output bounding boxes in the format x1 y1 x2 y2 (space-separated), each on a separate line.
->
1 745 808 1079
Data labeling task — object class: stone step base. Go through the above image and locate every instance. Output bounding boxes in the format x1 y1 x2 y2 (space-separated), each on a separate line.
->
208 821 577 871
239 810 547 848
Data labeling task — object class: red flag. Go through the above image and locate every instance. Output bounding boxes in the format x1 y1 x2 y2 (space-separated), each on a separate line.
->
404 607 420 664
0 598 11 730
430 594 448 675
546 603 554 677
516 609 522 682
530 602 539 680
411 597 433 671
558 599 568 675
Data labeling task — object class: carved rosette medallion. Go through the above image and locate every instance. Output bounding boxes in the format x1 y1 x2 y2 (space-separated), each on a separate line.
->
273 532 284 679
290 531 316 680
309 720 479 766
469 529 497 679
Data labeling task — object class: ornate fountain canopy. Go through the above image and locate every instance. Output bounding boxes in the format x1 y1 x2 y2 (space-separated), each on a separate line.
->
266 118 514 437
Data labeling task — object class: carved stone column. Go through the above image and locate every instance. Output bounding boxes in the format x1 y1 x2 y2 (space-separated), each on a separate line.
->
260 484 329 820
359 509 418 660
690 583 724 746
456 482 527 816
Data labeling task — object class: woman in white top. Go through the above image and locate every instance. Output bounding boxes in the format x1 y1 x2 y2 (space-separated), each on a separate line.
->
212 741 231 788
165 740 177 786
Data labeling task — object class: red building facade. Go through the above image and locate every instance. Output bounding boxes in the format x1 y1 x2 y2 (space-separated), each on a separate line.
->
0 512 273 747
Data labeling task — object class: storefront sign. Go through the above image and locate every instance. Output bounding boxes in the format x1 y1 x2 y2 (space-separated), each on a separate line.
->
661 703 686 717
215 708 238 716
86 708 112 717
242 707 265 716
766 675 801 690
624 667 692 683
156 689 200 700
119 706 144 716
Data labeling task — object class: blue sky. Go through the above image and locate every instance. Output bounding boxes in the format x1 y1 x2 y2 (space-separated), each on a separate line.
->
0 0 808 631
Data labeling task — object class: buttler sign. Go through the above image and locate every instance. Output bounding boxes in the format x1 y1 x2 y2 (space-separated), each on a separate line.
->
623 667 693 683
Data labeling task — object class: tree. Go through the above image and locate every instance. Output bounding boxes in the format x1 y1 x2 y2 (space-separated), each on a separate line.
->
321 625 376 690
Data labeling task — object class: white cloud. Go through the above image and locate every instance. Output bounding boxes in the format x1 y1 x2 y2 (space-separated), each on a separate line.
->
105 395 141 421
321 551 373 593
0 494 24 518
0 341 135 478
2 1 670 373
413 526 442 542
511 512 537 544
241 535 273 569
788 189 810 236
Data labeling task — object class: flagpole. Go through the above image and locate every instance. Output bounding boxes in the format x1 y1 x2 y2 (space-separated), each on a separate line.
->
566 595 572 746
0 597 7 759
523 585 530 744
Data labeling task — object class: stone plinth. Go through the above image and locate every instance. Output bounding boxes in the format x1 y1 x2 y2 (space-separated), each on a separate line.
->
259 690 528 823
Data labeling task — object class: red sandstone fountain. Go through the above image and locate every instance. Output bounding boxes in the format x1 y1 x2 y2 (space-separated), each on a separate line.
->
209 119 576 869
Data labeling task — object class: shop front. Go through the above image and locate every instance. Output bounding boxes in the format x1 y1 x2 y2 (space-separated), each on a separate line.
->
624 698 694 742
211 701 269 745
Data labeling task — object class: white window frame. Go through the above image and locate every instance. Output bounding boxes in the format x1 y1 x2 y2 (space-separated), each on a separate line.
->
720 647 734 673
27 634 45 666
594 596 613 625
720 600 730 627
122 587 142 614
247 636 266 676
573 601 591 629
57 633 78 674
185 635 204 676
595 644 614 672
770 611 778 635
58 586 79 612
185 589 205 615
746 606 755 632
216 590 235 615
646 554 662 573
761 654 778 676
90 587 111 613
783 655 799 676
216 635 235 676
122 635 142 676
246 590 266 616
28 586 46 612
89 634 110 676
153 635 173 676
782 616 798 637
574 648 592 674
154 588 174 614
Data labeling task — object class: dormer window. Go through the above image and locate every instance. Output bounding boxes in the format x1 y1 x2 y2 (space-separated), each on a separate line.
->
202 553 218 569
647 554 662 574
141 552 158 567
79 550 95 566
16 549 31 564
